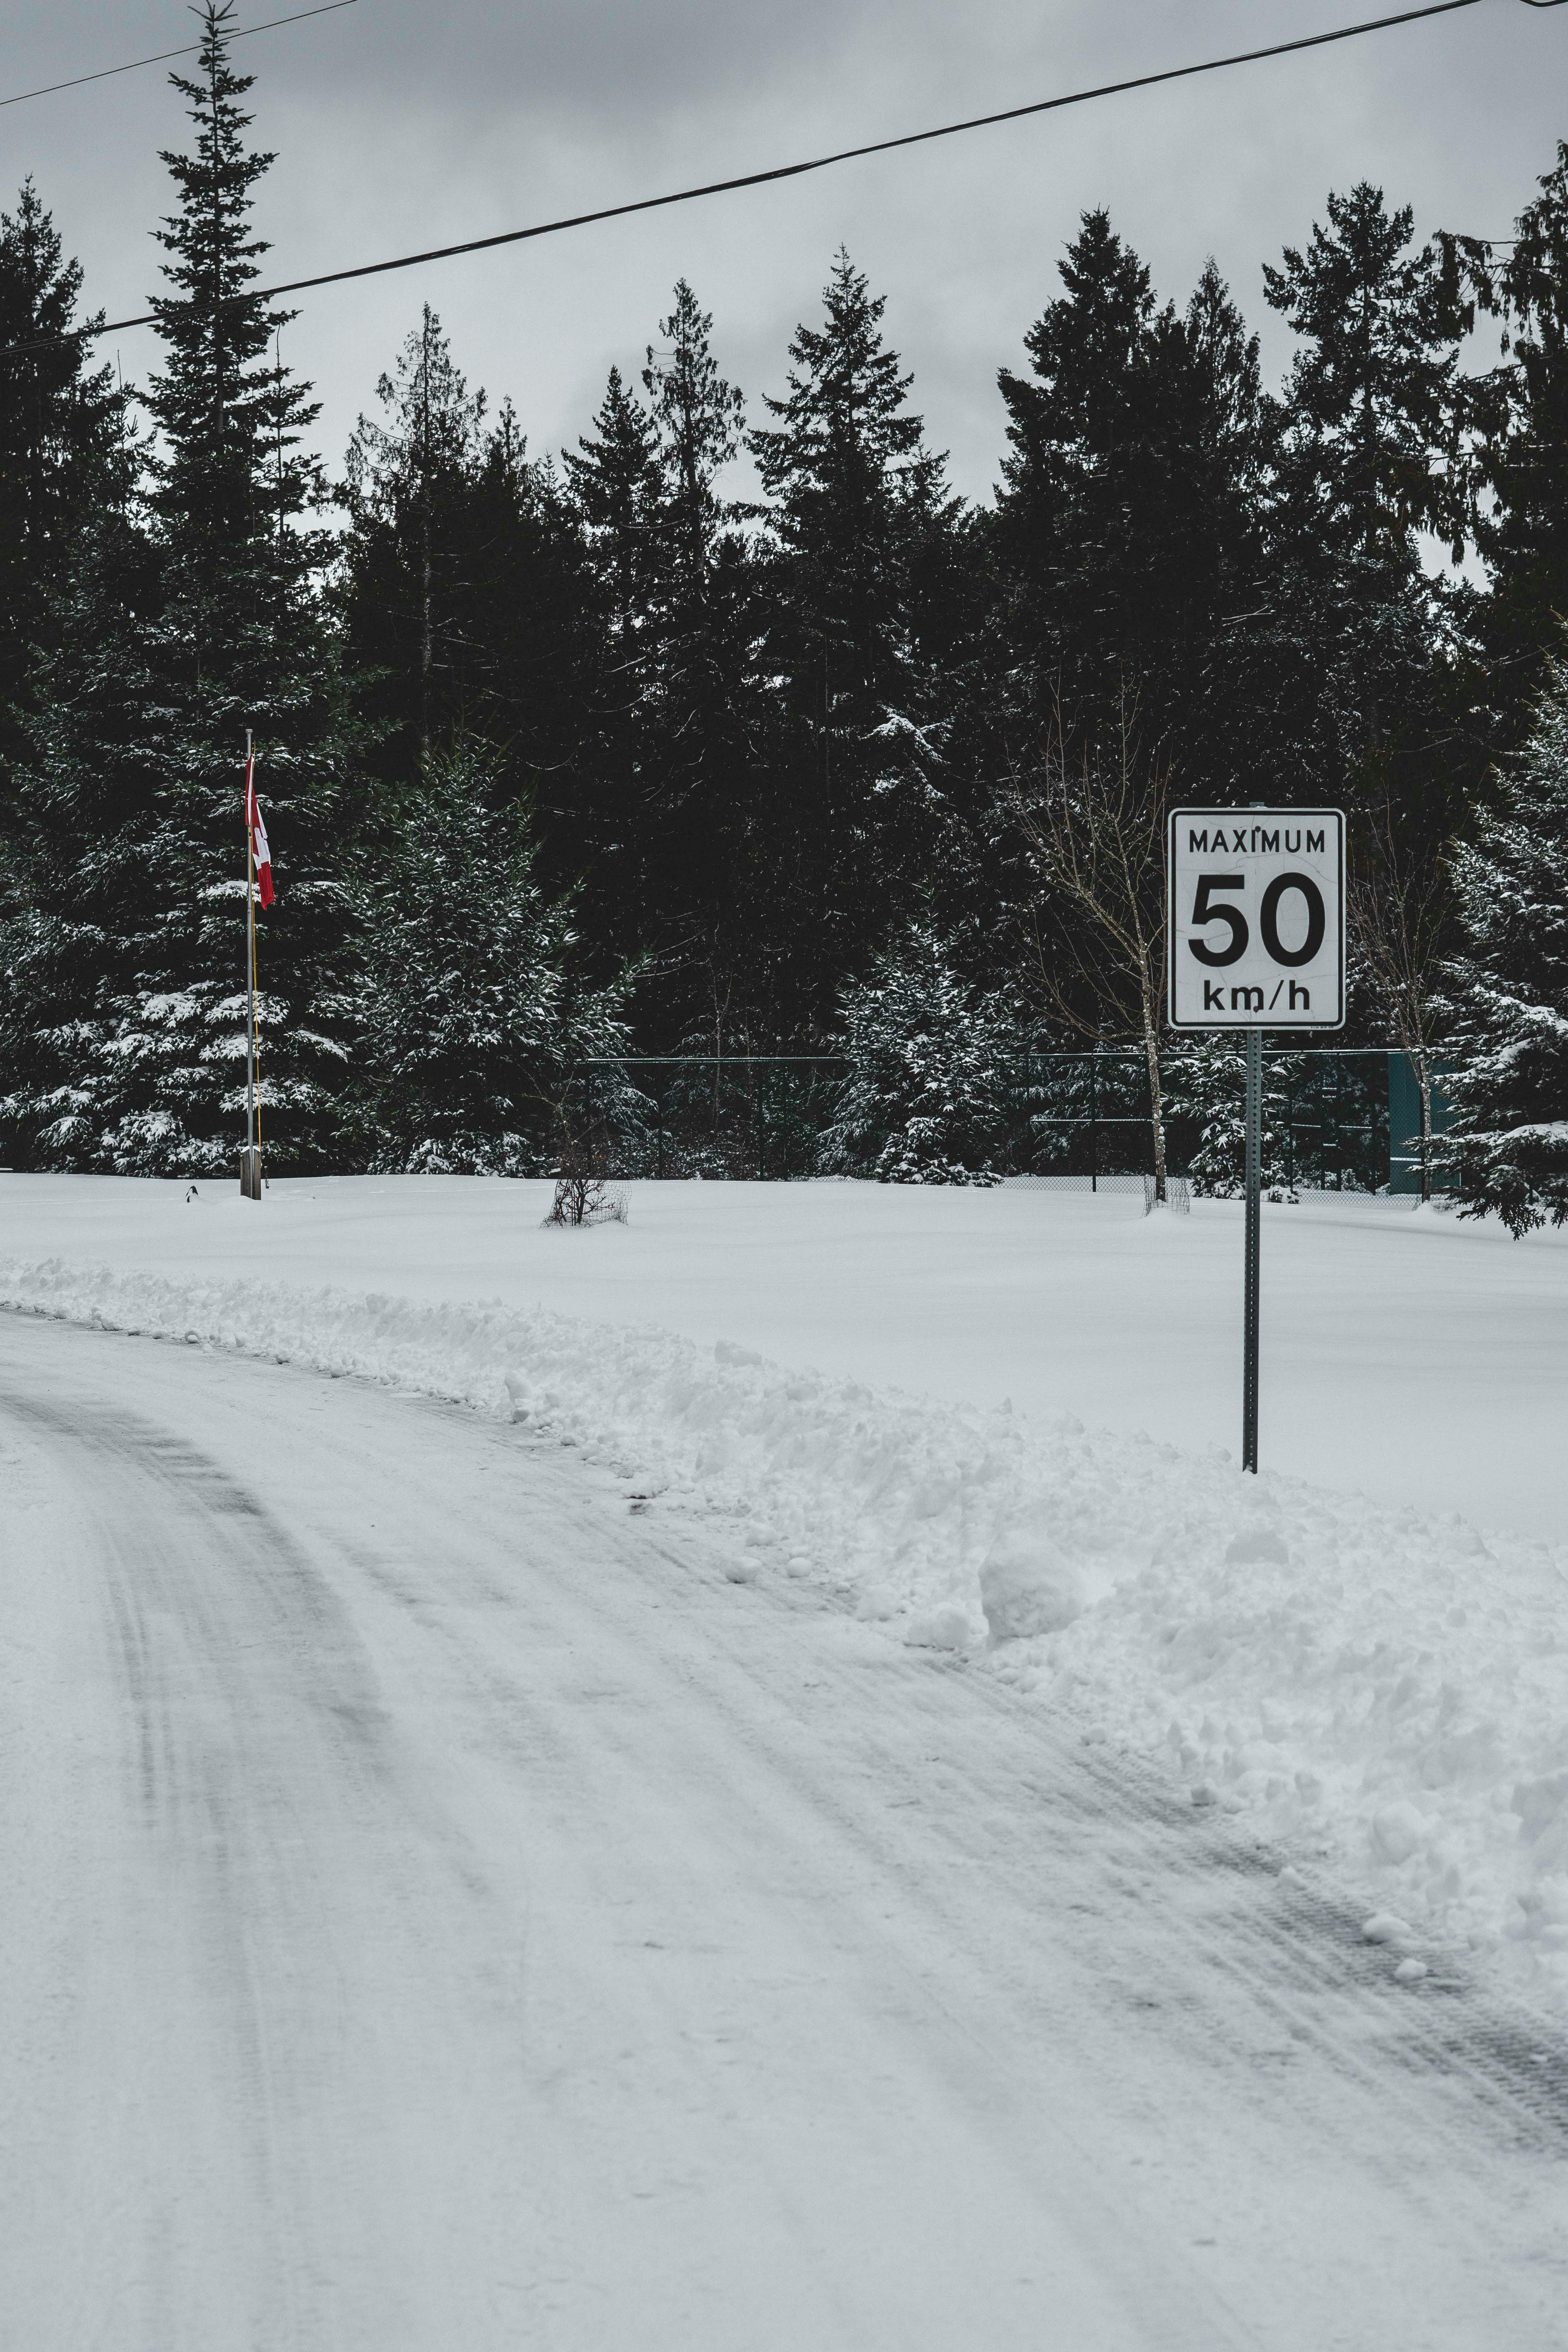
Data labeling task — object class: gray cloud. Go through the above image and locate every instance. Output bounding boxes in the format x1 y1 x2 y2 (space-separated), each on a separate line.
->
5 0 1564 500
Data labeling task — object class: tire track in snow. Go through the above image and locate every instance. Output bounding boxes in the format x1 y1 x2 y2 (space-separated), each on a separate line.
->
1 1313 1565 2352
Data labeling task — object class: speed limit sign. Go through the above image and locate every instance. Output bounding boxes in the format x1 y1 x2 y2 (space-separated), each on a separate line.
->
1164 807 1345 1478
1167 810 1345 1030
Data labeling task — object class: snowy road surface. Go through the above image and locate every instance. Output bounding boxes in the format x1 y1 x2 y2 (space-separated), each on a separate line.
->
2 1316 1564 2351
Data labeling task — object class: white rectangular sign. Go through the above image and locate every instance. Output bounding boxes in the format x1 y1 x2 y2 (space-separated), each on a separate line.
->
1167 808 1345 1030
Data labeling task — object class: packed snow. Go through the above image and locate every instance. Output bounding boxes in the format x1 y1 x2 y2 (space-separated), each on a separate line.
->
3 1171 1566 2006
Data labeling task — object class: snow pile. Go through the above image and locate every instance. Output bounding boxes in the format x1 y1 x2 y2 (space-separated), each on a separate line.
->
3 1248 1566 2002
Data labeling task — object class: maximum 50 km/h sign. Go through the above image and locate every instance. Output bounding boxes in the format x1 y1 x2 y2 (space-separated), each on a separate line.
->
1164 806 1346 1479
1167 808 1345 1031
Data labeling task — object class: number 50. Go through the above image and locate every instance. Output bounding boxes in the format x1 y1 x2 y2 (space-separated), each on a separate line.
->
1188 873 1325 968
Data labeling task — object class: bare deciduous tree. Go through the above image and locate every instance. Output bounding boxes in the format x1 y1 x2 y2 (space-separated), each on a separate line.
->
1009 698 1172 1198
1348 801 1451 1201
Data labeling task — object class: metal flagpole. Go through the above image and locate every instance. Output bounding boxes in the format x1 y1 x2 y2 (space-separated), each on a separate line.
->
1242 1026 1262 1471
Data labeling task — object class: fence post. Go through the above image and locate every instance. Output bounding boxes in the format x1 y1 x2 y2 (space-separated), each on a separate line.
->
1091 1054 1099 1193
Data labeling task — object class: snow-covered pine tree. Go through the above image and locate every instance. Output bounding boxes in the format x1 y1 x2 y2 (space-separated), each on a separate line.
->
344 745 636 1174
0 179 125 815
1163 1039 1302 1197
0 441 161 1168
0 191 151 1171
81 2 359 1175
1442 656 1568 1232
1464 144 1568 758
817 921 1015 1184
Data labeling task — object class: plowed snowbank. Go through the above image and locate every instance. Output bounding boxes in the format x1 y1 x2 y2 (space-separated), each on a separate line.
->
3 1246 1565 2004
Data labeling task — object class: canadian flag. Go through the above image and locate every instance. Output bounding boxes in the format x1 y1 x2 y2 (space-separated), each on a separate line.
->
244 750 274 908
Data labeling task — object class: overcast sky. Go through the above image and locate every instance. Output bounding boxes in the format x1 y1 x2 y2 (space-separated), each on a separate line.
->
5 0 1566 503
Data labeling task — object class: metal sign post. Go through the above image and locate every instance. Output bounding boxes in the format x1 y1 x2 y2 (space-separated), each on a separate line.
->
1167 809 1346 1472
1242 1028 1262 1470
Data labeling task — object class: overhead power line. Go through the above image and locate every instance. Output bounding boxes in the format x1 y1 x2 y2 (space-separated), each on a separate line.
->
0 0 358 114
1 0 1561 365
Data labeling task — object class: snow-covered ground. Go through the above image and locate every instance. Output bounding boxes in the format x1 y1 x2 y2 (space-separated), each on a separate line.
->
3 1311 1564 2350
4 1170 1565 1530
2 1172 1566 2011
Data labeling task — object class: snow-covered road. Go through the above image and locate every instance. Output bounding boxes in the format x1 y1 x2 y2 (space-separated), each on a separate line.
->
3 1315 1564 2351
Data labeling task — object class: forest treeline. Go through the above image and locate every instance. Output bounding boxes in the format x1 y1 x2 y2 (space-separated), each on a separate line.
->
2 7 1567 1224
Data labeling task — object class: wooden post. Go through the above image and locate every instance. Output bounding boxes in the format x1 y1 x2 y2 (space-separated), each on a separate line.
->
241 732 262 1198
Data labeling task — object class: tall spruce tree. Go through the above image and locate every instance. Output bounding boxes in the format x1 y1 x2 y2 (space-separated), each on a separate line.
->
341 309 594 820
342 306 487 778
1254 183 1468 816
1443 656 1568 1232
0 434 160 1168
750 251 958 1026
561 364 666 961
993 218 1264 790
3 3 357 1175
0 181 125 817
1460 144 1568 752
634 281 765 1047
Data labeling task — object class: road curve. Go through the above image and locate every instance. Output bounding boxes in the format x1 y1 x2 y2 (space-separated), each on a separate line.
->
0 1312 1563 2352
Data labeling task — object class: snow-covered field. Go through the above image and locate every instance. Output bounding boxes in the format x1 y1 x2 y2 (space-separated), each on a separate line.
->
3 1172 1567 2006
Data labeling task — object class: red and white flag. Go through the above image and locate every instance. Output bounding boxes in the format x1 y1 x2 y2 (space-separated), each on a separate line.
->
244 751 274 908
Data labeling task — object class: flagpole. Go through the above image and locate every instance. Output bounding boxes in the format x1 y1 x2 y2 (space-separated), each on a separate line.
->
244 731 260 1196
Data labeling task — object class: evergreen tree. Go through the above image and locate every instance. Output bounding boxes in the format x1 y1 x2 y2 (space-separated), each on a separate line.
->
561 361 675 965
344 744 634 1174
0 181 125 815
1253 183 1468 815
643 281 745 587
341 304 488 782
0 445 161 1167
340 310 595 830
1443 657 1568 1232
462 417 596 842
750 251 960 1023
1163 1040 1303 1198
1460 144 1568 752
993 218 1264 788
817 920 1015 1184
3 3 358 1175
563 364 663 658
632 281 767 1045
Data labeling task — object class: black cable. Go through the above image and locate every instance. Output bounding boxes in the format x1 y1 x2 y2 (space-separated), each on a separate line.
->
0 0 1554 364
0 0 358 114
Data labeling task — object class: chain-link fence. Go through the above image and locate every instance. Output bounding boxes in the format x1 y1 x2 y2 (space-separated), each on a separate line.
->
576 1058 848 1182
578 1048 1444 1191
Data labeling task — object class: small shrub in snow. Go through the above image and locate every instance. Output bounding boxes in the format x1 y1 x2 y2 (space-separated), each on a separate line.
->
543 1172 628 1228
